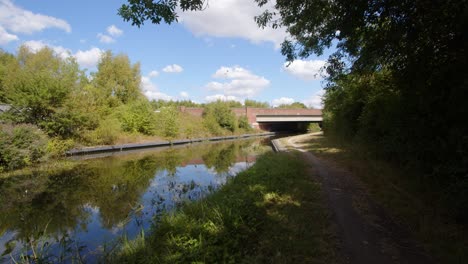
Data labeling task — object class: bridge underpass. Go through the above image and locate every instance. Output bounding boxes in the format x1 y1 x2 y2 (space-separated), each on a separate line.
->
255 115 323 132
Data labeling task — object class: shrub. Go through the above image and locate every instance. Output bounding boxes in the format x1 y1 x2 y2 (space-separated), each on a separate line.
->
92 118 122 145
158 107 179 138
238 115 251 131
203 101 237 132
0 124 48 171
118 101 156 135
46 138 75 157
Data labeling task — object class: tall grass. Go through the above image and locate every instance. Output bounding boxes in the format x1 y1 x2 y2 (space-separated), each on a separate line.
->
112 152 338 263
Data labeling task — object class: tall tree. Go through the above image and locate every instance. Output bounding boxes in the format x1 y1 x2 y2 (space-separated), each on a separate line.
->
0 50 15 103
93 51 142 106
3 46 81 127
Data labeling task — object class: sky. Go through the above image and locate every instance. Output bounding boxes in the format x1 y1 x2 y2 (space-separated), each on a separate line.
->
0 0 332 108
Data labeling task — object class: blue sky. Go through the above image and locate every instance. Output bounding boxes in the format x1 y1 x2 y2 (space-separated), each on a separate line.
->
0 0 331 108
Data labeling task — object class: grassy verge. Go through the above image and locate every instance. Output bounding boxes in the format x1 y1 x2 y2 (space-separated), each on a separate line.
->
300 134 467 264
113 152 337 263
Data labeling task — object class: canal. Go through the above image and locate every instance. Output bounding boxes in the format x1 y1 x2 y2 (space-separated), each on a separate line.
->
0 137 273 263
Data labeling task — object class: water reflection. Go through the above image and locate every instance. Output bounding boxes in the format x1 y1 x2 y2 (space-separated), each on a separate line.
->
0 138 271 262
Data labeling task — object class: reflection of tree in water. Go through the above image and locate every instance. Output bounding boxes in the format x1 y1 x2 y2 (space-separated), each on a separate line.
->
161 149 182 176
0 137 270 258
202 144 238 174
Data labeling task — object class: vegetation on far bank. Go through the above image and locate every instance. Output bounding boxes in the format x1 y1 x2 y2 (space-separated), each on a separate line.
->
0 46 316 172
300 134 467 264
111 152 337 263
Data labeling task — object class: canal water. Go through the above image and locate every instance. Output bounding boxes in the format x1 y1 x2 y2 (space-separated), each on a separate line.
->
0 137 272 263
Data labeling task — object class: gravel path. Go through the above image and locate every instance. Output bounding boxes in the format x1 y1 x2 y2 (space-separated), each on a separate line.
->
284 133 434 264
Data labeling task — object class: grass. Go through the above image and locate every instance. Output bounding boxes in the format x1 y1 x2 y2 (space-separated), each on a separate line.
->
112 152 338 263
298 133 468 264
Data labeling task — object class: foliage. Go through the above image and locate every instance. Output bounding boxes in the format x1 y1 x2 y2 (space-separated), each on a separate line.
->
0 124 48 171
0 49 15 103
118 100 156 135
244 99 270 108
93 50 142 106
238 115 251 131
151 99 202 109
307 123 321 133
157 107 179 138
87 118 122 145
114 152 337 263
46 138 75 157
277 102 308 109
2 46 82 136
203 101 238 133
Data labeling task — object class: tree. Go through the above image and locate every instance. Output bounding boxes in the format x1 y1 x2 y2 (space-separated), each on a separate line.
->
203 101 237 132
93 51 142 106
244 99 269 108
159 106 180 138
277 102 307 109
2 46 82 135
0 50 15 103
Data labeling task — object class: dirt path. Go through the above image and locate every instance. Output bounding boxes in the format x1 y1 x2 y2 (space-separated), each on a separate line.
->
284 133 434 264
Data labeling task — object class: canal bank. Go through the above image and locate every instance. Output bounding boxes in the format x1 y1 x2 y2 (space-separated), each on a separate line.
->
66 132 276 156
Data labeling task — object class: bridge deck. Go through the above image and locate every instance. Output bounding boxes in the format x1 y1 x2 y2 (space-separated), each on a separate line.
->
256 115 323 122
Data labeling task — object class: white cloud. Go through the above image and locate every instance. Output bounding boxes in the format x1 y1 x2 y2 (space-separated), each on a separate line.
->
272 97 294 107
22 41 103 69
140 76 173 101
97 25 123 44
22 40 70 60
107 25 123 37
97 33 115 44
162 64 183 73
74 47 103 68
144 90 173 101
302 89 325 109
205 66 270 98
0 25 18 44
179 0 287 48
205 94 241 102
148 70 159 78
283 59 327 81
179 91 189 98
0 0 71 34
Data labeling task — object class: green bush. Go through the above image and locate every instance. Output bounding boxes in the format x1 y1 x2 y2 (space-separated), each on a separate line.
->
158 107 179 138
46 138 75 157
203 101 237 132
118 101 156 135
238 115 251 131
0 124 48 171
92 118 122 145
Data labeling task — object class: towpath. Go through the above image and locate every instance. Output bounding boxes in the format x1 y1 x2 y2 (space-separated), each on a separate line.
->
281 133 434 264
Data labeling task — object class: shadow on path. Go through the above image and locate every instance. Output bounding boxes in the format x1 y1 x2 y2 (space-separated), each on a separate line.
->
284 133 434 264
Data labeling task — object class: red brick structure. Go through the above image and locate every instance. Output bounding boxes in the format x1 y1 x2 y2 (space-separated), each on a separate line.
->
179 107 323 130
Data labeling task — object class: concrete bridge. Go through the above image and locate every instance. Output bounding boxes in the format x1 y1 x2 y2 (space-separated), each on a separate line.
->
179 107 323 132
